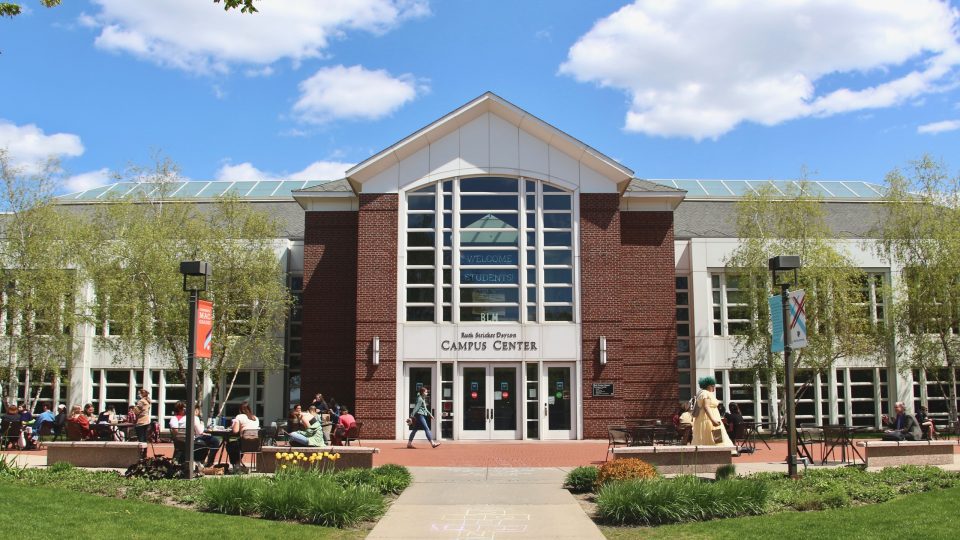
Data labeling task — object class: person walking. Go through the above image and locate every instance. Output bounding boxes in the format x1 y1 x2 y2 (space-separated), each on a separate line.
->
407 386 440 449
691 377 734 448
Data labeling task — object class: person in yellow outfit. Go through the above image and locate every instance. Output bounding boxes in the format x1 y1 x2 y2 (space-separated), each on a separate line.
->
691 376 734 449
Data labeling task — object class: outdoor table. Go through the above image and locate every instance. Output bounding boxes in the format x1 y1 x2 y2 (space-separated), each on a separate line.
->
821 424 866 464
741 421 772 451
208 428 240 465
93 422 133 441
628 425 676 446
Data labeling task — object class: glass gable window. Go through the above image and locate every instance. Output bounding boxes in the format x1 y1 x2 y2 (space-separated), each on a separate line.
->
404 177 575 323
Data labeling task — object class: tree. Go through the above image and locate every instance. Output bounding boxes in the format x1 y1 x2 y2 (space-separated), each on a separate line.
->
725 180 886 427
0 150 86 411
1 0 257 18
877 156 960 425
80 158 290 417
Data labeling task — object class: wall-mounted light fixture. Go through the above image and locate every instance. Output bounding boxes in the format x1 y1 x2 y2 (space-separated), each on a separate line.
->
599 336 607 365
372 336 380 365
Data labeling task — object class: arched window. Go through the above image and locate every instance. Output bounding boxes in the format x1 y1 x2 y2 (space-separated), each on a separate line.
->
404 177 575 323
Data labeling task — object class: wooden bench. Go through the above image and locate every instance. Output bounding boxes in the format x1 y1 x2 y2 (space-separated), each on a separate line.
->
855 440 957 467
257 445 379 473
46 441 146 468
612 446 734 475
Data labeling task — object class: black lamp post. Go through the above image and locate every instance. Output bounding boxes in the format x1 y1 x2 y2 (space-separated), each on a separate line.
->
180 261 211 479
769 255 800 479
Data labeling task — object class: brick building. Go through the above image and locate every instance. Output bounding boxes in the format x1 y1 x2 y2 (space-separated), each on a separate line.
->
50 92 922 437
294 93 685 439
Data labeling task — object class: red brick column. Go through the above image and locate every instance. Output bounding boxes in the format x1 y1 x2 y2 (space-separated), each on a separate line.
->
579 194 625 438
301 211 358 408
619 211 678 421
354 194 399 438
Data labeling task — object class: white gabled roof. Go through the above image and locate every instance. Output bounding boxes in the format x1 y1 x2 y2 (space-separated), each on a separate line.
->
345 91 635 185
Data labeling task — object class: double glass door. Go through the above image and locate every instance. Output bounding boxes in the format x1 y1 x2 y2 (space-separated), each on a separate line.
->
460 363 521 439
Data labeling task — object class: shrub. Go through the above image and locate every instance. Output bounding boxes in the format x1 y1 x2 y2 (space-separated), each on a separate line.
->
124 456 183 480
595 458 658 487
371 464 412 495
201 476 261 515
596 475 768 525
303 483 386 528
564 466 599 493
47 461 74 473
715 464 737 481
334 467 377 489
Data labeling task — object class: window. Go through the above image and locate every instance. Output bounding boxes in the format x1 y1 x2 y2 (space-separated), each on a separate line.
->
404 177 574 323
711 274 752 336
676 276 693 401
286 273 303 408
854 273 886 328
219 370 265 418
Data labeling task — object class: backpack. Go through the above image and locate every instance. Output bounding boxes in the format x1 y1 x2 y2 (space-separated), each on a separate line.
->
690 391 703 418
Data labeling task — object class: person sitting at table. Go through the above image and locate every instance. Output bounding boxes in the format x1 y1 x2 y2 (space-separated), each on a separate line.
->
332 406 357 446
66 405 96 441
18 403 32 423
97 404 116 424
226 401 260 473
724 402 745 439
882 401 922 441
691 377 735 449
1 405 27 449
672 402 693 444
125 404 137 424
328 398 341 425
33 403 55 439
53 404 67 437
312 393 329 413
288 409 325 448
916 405 937 440
169 402 220 467
82 403 96 423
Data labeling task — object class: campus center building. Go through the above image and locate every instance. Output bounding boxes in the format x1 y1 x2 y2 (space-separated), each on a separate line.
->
53 93 929 439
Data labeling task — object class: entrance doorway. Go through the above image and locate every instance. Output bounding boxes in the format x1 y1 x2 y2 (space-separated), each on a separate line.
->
542 363 575 439
459 363 521 440
404 364 435 438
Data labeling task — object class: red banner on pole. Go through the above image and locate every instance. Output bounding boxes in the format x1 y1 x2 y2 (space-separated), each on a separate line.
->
196 300 213 359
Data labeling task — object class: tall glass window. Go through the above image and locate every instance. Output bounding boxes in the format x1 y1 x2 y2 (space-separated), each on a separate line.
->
404 177 574 323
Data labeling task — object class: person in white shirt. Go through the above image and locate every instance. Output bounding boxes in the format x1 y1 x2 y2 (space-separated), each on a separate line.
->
169 401 221 467
226 401 260 472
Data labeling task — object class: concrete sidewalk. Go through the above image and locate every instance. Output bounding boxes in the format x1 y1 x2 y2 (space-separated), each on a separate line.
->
368 467 603 539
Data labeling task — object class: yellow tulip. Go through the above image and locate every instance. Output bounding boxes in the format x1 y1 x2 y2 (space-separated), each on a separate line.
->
275 452 281 459
281 464 287 470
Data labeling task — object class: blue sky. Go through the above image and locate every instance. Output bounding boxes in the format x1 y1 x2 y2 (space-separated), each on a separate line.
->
1 0 959 192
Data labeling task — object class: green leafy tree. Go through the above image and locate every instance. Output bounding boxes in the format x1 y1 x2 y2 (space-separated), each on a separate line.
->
0 150 86 411
725 180 886 427
80 159 289 416
877 156 960 425
1 0 257 18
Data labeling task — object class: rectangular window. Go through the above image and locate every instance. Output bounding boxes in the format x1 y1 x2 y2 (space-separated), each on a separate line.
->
711 273 753 336
676 276 693 402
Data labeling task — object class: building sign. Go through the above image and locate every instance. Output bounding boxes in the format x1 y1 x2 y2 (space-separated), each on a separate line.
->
196 300 213 359
592 383 614 397
441 331 538 352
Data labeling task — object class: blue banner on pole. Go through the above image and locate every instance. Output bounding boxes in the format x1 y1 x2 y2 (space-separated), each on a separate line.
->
770 295 784 353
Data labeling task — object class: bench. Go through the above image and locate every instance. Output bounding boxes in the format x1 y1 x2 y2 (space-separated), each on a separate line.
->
612 446 734 475
855 440 957 467
46 441 146 468
257 445 379 473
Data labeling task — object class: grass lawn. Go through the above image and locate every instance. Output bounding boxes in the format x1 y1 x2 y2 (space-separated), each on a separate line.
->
0 483 365 540
601 484 960 539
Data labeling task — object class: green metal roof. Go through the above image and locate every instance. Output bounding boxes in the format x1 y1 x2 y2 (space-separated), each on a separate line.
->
58 179 887 203
651 179 885 200
58 180 329 202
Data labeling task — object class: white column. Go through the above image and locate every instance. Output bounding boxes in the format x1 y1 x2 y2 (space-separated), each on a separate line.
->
828 368 838 424
689 239 714 383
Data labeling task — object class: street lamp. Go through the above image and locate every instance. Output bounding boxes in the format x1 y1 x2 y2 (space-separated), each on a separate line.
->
180 261 211 479
769 255 800 479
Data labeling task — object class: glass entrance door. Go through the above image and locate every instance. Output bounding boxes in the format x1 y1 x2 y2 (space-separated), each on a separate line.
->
542 363 575 439
459 363 521 439
404 364 434 436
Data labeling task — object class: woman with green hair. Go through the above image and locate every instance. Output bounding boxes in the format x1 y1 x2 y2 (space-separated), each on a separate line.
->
691 376 734 448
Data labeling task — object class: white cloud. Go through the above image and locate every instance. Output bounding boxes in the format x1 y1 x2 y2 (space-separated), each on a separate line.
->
560 0 960 140
215 160 354 182
65 168 112 192
293 64 424 123
918 119 960 134
85 0 429 74
0 120 84 172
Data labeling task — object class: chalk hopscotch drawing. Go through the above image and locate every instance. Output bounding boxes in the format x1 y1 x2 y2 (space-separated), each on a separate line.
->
432 507 531 538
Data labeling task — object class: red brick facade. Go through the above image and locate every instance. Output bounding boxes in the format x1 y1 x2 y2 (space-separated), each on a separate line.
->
301 211 358 407
579 194 678 438
353 194 399 438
